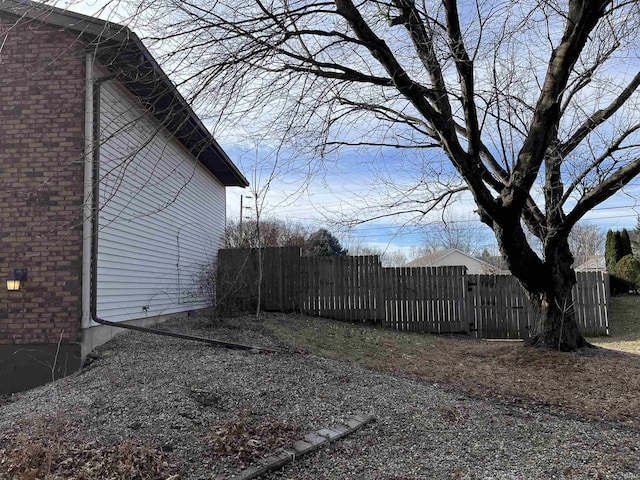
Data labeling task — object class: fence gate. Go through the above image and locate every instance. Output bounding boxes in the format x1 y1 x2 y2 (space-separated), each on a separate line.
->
466 272 609 339
466 274 532 339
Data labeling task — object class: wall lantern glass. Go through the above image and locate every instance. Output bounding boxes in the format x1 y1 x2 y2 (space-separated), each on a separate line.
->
6 269 27 291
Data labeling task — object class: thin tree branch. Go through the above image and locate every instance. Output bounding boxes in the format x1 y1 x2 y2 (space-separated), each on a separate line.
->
558 71 640 158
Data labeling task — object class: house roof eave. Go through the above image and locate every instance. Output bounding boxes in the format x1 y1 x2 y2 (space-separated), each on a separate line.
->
0 0 249 188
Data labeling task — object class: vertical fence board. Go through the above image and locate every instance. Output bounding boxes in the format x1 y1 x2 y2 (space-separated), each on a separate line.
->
398 267 405 331
418 267 425 332
427 267 435 333
408 267 414 331
382 268 389 329
349 256 356 322
408 267 415 331
392 268 400 331
431 268 440 333
466 274 478 337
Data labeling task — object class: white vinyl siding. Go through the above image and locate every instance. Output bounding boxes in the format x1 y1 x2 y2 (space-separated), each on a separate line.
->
95 82 225 323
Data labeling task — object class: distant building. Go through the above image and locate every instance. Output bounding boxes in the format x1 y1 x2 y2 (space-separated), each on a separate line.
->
406 249 508 275
575 256 606 272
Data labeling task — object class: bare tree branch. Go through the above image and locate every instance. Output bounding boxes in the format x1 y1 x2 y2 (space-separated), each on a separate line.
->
558 71 640 158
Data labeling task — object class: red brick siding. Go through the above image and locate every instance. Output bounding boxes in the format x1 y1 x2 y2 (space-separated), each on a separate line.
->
0 17 86 344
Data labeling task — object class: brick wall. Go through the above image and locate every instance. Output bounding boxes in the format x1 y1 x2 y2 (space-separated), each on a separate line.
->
0 17 86 344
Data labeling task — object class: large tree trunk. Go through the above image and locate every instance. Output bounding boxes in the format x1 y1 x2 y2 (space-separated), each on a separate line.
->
526 290 591 351
492 217 594 351
524 252 593 351
536 231 594 350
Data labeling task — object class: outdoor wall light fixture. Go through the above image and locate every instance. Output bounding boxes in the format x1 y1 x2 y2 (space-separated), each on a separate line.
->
6 268 27 291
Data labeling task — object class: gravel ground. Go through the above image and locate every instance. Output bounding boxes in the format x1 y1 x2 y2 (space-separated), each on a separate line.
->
1 314 639 480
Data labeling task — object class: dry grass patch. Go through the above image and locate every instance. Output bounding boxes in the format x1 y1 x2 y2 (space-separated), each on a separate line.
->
438 405 471 425
0 415 179 480
264 296 640 429
590 294 640 354
208 413 301 467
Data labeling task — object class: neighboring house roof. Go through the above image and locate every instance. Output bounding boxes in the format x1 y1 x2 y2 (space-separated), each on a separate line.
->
406 248 508 275
575 256 606 272
406 249 452 267
0 0 249 187
481 254 509 271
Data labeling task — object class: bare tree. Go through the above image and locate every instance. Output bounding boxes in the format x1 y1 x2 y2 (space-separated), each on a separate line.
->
351 244 409 267
568 223 605 267
115 0 640 350
421 213 493 255
241 145 282 318
225 217 308 248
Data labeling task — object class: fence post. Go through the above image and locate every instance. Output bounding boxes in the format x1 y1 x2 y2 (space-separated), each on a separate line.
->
460 267 470 335
465 274 477 338
603 272 610 336
376 263 386 326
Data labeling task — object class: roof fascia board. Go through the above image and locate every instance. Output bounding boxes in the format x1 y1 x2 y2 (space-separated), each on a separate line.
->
0 0 130 42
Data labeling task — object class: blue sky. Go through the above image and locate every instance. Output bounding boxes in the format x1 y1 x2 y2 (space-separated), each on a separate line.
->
224 141 640 257
66 0 640 257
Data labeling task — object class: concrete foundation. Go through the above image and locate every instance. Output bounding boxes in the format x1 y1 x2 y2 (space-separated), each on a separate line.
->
0 343 82 394
0 312 187 394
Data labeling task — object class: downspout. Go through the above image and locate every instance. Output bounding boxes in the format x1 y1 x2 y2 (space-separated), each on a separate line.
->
82 54 277 353
82 54 94 330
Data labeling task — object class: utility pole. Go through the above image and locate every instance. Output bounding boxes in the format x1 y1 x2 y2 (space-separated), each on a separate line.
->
239 195 252 247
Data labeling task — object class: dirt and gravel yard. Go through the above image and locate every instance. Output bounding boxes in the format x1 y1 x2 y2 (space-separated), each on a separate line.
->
1 296 639 479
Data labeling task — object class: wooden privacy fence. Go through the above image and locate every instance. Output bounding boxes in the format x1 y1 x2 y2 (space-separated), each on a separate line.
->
217 247 610 338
